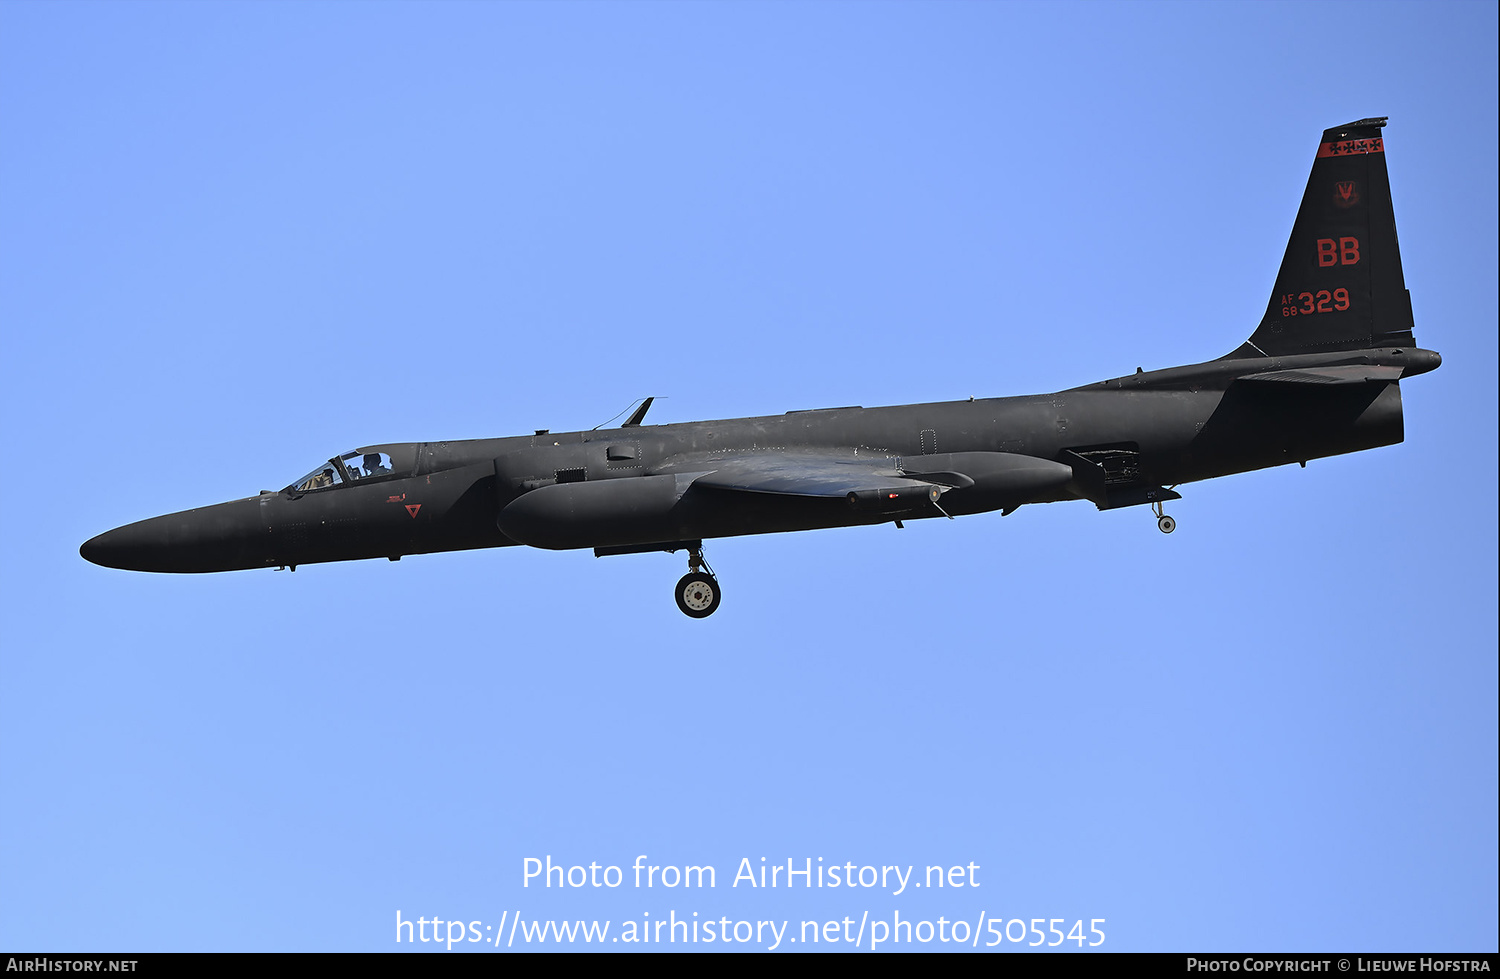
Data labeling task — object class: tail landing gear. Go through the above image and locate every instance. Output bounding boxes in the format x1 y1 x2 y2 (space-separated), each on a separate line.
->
675 545 722 618
1152 500 1176 534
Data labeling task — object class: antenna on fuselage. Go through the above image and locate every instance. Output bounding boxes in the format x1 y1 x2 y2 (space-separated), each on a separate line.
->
623 396 655 427
592 396 657 430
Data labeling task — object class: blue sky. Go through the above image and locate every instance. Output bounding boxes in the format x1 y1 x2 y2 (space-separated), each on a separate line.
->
2 0 1495 953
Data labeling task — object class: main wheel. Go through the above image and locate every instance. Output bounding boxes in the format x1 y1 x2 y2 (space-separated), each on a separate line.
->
1157 514 1176 534
675 572 721 618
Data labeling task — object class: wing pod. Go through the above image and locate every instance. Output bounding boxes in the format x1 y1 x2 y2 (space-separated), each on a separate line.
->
899 451 1076 513
845 484 944 512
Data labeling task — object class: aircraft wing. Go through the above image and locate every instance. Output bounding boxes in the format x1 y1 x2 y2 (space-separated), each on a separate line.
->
663 449 1075 513
683 452 935 499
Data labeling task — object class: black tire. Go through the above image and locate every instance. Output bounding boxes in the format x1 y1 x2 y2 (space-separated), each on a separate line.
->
675 572 721 618
1158 514 1176 534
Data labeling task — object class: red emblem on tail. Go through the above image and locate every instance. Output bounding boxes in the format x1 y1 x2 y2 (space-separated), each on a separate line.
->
1333 181 1359 208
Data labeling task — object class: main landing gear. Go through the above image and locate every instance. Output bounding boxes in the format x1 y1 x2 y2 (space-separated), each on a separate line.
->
1152 500 1176 534
675 545 722 618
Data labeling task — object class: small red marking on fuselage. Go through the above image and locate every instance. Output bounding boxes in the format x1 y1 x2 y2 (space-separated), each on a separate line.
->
406 504 422 518
386 493 406 503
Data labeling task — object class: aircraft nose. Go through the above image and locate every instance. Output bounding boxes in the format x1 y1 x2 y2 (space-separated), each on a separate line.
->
80 499 270 572
80 528 131 569
80 515 191 572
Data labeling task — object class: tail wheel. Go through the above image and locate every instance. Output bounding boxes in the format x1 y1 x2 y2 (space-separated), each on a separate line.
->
1157 514 1176 534
675 572 721 618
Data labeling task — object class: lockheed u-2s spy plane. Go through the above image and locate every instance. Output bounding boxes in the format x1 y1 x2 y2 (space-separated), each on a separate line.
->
82 119 1440 617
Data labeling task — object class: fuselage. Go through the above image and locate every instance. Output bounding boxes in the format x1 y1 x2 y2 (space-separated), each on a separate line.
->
79 346 1438 575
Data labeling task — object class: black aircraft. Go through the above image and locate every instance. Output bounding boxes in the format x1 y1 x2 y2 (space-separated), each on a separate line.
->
82 118 1439 617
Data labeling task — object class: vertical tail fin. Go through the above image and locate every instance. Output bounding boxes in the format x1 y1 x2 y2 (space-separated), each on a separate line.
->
1228 118 1416 359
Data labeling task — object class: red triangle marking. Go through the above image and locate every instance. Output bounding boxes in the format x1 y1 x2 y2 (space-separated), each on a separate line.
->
406 504 422 518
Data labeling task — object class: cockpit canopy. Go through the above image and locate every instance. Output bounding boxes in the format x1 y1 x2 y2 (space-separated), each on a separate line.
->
285 445 414 494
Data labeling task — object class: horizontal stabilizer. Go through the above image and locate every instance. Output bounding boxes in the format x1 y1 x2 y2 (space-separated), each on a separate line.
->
1237 365 1405 386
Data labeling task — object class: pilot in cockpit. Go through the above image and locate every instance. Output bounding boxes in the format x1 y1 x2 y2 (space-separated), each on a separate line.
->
362 453 390 478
